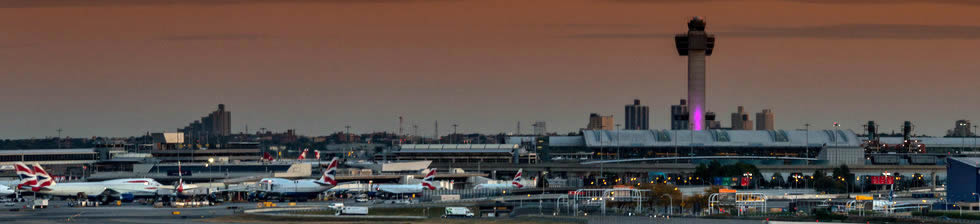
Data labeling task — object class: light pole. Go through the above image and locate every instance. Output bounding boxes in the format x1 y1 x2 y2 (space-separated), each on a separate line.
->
961 122 967 151
452 123 458 144
743 172 755 190
804 123 810 165
690 123 695 158
661 194 673 215
616 124 621 160
833 121 841 148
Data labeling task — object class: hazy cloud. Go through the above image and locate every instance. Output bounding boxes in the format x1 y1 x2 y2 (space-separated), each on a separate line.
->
0 43 39 49
0 0 448 8
608 0 980 5
161 33 267 41
572 24 980 40
787 0 980 5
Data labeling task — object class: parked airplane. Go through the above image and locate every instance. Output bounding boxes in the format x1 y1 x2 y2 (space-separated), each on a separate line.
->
0 185 14 196
373 168 438 194
262 152 276 162
14 163 36 190
255 157 338 201
17 163 163 201
474 169 525 190
297 148 308 160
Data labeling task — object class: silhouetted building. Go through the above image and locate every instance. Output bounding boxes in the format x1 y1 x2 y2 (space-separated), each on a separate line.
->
756 109 774 130
671 99 690 130
948 120 975 137
586 113 614 130
179 104 232 143
675 17 715 131
533 121 547 136
624 99 650 130
731 106 753 130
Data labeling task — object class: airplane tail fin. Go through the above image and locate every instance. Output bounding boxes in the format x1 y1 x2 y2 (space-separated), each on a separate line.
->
263 152 276 162
421 168 437 190
512 169 524 188
176 179 186 193
318 157 338 185
31 163 55 191
14 162 36 190
297 148 308 160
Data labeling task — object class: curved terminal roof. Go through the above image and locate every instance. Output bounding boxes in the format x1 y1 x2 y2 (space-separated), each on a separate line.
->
570 130 860 148
399 144 519 153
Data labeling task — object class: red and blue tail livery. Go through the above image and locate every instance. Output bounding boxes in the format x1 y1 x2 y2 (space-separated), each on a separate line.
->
14 162 36 190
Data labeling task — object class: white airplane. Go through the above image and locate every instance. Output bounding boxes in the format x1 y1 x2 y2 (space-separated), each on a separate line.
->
255 157 338 200
474 169 526 190
0 185 14 197
16 163 163 200
373 168 438 194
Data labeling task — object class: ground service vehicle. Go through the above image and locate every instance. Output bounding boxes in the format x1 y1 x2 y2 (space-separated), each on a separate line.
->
444 207 474 217
337 206 368 215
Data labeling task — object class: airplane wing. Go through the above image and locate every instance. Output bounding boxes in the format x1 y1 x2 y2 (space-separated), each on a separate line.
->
377 186 422 194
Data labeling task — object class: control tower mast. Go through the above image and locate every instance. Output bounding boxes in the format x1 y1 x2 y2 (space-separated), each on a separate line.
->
675 17 715 131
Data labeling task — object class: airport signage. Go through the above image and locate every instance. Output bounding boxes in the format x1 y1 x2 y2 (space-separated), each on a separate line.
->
856 195 873 201
167 170 192 176
870 176 894 185
719 189 737 193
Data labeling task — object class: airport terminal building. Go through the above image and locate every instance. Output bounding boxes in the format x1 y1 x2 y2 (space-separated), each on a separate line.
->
537 129 865 165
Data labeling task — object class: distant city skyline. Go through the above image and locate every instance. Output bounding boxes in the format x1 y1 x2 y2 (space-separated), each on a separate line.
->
2 0 980 138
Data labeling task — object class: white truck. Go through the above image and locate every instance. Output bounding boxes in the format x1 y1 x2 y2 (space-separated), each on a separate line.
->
443 207 474 218
336 206 369 215
32 199 49 209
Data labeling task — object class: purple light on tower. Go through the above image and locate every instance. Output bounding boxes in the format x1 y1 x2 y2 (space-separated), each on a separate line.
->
693 107 703 131
675 17 715 131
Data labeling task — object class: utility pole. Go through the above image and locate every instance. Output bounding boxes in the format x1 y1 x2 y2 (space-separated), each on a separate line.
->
452 123 459 144
434 121 439 143
413 124 419 144
345 125 352 158
56 128 63 148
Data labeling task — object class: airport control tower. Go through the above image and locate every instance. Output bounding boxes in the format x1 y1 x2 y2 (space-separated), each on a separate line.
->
675 17 715 131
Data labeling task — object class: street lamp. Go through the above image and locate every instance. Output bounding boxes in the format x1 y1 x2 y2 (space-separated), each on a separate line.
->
743 172 754 189
660 194 673 215
833 121 841 148
804 123 810 165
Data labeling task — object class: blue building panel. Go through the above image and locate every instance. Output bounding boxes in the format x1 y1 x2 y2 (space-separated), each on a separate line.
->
947 158 980 203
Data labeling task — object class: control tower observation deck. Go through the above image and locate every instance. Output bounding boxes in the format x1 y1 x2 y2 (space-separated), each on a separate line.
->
674 17 715 131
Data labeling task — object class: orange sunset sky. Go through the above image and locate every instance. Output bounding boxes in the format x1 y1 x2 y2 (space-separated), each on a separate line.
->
2 0 980 138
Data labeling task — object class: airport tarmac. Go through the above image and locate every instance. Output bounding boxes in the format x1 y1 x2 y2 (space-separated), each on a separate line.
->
0 200 244 224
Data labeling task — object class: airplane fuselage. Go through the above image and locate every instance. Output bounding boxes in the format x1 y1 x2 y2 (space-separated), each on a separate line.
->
33 178 162 198
256 178 332 197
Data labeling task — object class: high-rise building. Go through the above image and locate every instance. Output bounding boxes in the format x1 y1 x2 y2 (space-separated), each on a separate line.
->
730 106 753 130
533 121 547 136
705 112 721 129
670 99 690 130
675 17 715 131
755 109 774 130
179 104 232 141
948 120 975 137
586 113 614 130
624 99 650 130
